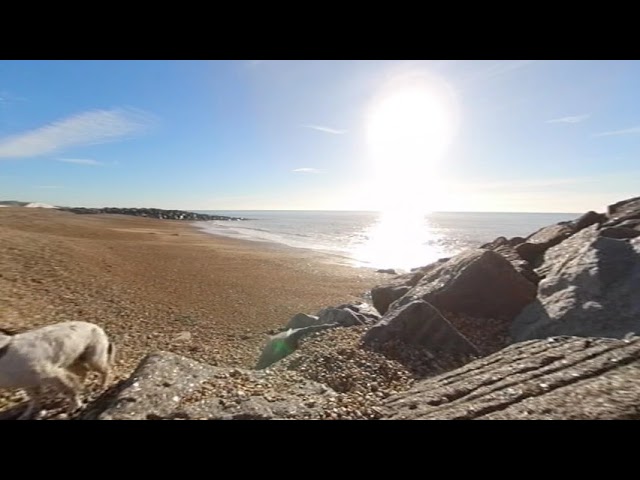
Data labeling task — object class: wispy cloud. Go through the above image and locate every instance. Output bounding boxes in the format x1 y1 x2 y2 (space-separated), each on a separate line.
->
0 90 26 107
461 60 536 84
34 185 63 189
292 167 321 174
302 124 347 135
57 158 104 166
0 107 155 159
547 114 591 124
594 125 640 137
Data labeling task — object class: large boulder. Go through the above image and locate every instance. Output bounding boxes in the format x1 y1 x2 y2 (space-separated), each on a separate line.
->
371 285 411 315
599 226 640 240
391 249 537 320
381 335 640 419
89 352 336 420
371 259 450 315
515 222 576 263
573 210 606 231
511 225 640 341
362 300 479 358
606 196 640 224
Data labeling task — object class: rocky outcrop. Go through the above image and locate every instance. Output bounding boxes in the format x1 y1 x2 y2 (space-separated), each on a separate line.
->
381 335 640 419
90 352 336 420
573 210 605 231
599 226 640 239
515 222 575 263
362 300 479 358
606 196 640 224
372 285 411 315
371 259 450 315
285 313 321 330
58 207 245 221
511 225 640 341
392 249 537 319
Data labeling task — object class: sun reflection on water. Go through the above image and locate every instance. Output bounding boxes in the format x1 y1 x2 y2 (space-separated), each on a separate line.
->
350 209 447 272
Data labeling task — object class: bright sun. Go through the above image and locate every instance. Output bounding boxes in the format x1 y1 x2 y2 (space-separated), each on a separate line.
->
366 76 457 213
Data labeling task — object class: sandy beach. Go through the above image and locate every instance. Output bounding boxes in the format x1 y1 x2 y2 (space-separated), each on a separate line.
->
0 207 386 414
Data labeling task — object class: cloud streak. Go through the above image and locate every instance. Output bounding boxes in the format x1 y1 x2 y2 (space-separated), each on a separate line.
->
0 107 155 159
57 158 104 166
547 114 590 124
292 167 321 174
594 125 640 137
302 124 347 135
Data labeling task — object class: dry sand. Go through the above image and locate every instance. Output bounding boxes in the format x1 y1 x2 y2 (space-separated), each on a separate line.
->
0 207 388 415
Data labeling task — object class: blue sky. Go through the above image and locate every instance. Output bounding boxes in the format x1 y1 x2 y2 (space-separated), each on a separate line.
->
0 60 638 212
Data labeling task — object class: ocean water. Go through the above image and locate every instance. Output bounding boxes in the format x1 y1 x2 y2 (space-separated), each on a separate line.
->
193 210 579 272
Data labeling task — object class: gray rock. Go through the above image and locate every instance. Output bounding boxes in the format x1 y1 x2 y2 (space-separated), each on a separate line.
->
376 268 397 274
511 225 640 341
255 323 339 369
392 249 537 320
573 210 606 231
616 219 640 230
607 196 640 222
363 300 479 358
90 352 335 420
599 226 640 239
371 285 411 315
285 313 321 330
316 307 365 327
515 222 575 263
381 335 640 419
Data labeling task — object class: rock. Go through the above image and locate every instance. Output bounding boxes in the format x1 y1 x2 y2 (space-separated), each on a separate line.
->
392 249 537 320
515 222 575 263
362 300 479 358
573 210 606 231
376 268 397 274
255 323 339 369
90 352 336 420
606 196 640 223
493 245 539 284
316 307 366 327
346 302 381 322
285 313 321 330
507 236 526 247
599 227 640 239
371 285 411 316
511 225 640 341
480 237 508 250
381 336 640 420
616 219 640 230
370 259 449 315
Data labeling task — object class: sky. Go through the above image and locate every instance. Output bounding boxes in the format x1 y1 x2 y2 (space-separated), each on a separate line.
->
0 60 638 213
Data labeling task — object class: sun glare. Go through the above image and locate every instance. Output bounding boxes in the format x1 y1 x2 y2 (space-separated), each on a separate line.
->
366 74 458 213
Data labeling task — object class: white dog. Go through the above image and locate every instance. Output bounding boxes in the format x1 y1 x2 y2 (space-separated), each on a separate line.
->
0 321 116 420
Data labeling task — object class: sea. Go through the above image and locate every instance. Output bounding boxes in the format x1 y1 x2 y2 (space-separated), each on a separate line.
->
193 210 579 272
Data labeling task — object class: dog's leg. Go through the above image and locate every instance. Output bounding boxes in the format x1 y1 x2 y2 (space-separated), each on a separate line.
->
48 370 83 411
17 388 41 420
